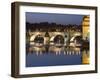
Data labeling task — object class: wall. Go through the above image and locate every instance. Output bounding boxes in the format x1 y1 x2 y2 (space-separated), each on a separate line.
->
0 0 99 80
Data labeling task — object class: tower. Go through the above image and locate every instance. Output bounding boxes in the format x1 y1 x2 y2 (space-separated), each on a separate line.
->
82 16 90 64
82 16 90 40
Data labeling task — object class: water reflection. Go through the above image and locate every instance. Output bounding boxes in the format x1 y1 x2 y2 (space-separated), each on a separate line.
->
26 52 82 67
26 44 89 56
26 44 89 67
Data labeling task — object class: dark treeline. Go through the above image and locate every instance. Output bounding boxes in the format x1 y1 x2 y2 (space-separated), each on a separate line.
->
26 22 82 32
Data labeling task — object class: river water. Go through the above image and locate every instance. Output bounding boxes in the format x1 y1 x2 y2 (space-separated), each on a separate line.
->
26 51 82 67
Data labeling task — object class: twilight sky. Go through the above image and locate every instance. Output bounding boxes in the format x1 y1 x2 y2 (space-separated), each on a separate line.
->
26 12 85 25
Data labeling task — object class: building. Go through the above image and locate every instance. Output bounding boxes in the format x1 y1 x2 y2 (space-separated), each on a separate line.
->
82 16 90 64
82 16 90 40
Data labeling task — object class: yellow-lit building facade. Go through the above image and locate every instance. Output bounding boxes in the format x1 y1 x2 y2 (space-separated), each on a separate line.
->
82 16 90 64
82 16 90 40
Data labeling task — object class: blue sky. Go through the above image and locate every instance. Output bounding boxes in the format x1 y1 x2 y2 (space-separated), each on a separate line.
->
26 12 85 25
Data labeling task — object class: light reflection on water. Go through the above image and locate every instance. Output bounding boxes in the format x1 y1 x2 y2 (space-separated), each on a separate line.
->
26 52 82 67
26 46 89 67
26 45 82 55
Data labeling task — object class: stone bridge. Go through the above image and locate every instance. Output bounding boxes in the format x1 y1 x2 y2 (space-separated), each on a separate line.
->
28 30 82 47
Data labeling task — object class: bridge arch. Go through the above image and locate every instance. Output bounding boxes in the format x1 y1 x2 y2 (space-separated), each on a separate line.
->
54 35 64 44
70 32 82 42
30 33 44 42
70 32 82 47
30 33 45 46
